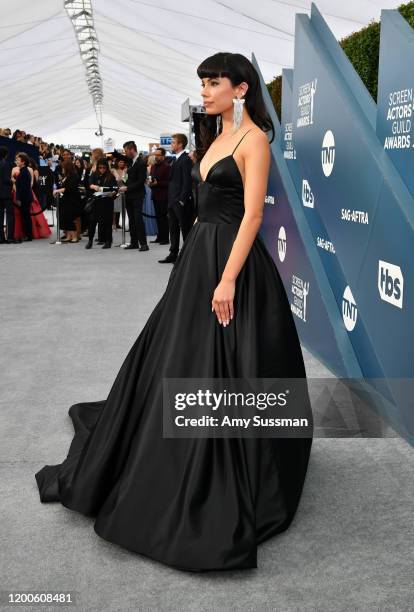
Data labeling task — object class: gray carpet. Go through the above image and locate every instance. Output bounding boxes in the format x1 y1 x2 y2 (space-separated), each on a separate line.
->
1 233 413 612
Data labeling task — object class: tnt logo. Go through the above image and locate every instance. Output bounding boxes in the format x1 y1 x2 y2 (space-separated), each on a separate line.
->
321 130 335 177
378 260 404 308
278 226 287 262
302 180 314 208
342 285 357 331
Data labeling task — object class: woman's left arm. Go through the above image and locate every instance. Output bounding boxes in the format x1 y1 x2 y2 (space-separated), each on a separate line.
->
211 130 271 326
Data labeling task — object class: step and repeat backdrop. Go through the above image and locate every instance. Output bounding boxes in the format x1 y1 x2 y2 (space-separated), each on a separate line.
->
256 4 414 443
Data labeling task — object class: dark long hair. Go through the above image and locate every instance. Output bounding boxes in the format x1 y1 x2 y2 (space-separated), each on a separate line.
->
28 157 39 172
195 52 275 161
62 160 77 177
96 157 114 183
74 157 85 174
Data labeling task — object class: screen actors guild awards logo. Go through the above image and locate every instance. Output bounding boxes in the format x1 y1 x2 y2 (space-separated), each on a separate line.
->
291 275 310 322
297 78 318 128
310 78 317 124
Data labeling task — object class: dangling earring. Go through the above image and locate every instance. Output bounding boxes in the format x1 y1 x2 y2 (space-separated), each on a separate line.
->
215 114 222 137
232 97 245 134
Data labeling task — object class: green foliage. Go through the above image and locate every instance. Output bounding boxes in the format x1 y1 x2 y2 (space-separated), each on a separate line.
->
340 1 413 101
399 0 414 24
339 20 381 101
266 75 282 121
266 1 414 116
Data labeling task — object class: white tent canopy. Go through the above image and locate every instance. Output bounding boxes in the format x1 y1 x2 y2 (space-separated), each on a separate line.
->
0 0 403 149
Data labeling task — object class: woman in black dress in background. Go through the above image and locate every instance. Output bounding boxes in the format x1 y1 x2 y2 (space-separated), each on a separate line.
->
13 152 33 241
74 157 91 235
28 158 40 201
54 161 81 243
35 52 313 572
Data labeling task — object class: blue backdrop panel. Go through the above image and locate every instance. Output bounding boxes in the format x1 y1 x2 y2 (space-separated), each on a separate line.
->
253 2 414 443
253 59 361 382
259 155 352 377
376 9 414 198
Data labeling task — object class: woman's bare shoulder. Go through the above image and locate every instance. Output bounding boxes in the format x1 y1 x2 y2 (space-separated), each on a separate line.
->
246 125 270 146
240 126 270 162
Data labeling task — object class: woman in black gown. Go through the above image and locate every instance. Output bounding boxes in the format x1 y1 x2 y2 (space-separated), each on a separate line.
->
35 52 313 572
54 161 82 244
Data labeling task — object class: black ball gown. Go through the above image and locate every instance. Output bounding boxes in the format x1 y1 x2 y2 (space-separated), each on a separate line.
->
35 128 313 572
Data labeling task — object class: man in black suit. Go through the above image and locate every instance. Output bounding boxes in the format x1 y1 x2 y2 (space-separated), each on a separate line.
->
0 147 14 243
159 133 194 264
119 141 148 251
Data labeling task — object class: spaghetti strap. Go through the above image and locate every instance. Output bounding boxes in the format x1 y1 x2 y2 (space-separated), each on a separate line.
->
231 128 254 156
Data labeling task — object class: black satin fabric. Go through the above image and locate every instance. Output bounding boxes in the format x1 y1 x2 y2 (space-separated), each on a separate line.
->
35 154 313 572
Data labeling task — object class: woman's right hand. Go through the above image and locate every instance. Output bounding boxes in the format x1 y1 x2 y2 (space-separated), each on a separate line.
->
211 278 235 326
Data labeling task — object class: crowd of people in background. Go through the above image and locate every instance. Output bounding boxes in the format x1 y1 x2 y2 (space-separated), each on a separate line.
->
0 128 197 263
0 148 51 243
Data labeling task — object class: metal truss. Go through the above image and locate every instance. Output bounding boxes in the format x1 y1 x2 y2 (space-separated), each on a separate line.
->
64 0 103 135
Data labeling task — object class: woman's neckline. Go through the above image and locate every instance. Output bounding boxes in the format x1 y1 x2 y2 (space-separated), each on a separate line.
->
198 127 254 183
197 155 244 185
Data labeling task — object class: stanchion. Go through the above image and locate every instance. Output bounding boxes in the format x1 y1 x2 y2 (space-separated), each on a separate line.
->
50 193 62 245
49 204 55 228
116 192 128 248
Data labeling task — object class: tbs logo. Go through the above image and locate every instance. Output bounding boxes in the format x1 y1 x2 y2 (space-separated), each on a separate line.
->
378 260 403 308
321 130 335 177
302 180 314 208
